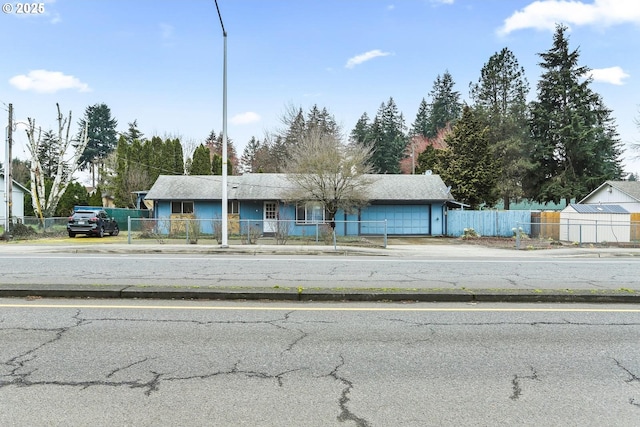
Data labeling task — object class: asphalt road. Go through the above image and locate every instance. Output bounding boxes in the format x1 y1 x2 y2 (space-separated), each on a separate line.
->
1 299 639 426
0 252 639 291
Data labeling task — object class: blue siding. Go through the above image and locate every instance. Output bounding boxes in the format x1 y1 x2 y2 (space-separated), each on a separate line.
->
446 210 532 237
152 200 446 237
361 205 430 235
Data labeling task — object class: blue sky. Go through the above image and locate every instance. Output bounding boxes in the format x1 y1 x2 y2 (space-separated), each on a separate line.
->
2 0 640 178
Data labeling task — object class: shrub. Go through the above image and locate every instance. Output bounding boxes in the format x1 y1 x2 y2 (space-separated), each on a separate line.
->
462 228 480 239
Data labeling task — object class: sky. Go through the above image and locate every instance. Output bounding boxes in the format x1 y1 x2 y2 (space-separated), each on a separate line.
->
2 0 640 183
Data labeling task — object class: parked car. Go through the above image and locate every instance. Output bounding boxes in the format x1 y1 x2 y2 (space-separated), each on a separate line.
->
67 209 119 238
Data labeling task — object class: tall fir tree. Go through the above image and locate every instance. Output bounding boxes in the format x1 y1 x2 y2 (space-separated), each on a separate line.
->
204 130 238 175
350 112 372 146
470 47 532 209
369 98 407 174
122 120 145 144
439 106 499 209
410 99 430 137
240 136 261 173
525 25 622 204
77 103 118 178
423 71 462 138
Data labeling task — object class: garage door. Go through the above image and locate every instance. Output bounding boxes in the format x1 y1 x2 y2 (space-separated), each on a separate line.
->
360 205 430 235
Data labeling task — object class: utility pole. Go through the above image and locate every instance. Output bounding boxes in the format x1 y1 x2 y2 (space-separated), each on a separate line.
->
214 0 228 248
4 103 13 233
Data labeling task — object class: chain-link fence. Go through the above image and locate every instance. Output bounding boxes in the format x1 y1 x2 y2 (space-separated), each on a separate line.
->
126 217 389 248
515 220 640 249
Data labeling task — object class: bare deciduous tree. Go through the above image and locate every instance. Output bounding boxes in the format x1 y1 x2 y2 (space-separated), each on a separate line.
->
25 104 89 223
285 128 375 231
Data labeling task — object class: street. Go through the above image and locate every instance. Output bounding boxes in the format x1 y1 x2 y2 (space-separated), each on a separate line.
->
1 299 640 426
0 253 639 290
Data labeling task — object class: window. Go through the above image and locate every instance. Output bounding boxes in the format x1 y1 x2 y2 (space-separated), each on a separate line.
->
296 202 326 224
228 200 239 214
171 201 194 214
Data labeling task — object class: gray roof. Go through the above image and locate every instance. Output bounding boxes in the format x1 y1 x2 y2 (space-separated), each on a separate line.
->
145 173 453 202
580 180 640 203
569 204 629 214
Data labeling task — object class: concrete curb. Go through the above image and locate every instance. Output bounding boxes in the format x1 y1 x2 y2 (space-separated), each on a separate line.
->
2 284 639 304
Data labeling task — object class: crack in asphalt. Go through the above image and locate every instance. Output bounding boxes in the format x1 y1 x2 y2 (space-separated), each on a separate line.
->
0 310 311 395
386 318 640 327
510 367 539 401
329 355 370 427
615 360 640 410
613 359 640 383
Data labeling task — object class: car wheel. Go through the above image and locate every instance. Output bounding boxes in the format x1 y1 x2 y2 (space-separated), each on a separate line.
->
110 225 119 236
68 232 75 238
98 227 104 238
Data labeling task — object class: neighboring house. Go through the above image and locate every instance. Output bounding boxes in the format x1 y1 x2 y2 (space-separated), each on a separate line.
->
579 181 640 213
0 173 30 222
144 173 453 236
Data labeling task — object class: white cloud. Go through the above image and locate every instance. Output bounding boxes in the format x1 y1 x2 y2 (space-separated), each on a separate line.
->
431 0 454 4
231 112 261 125
498 0 640 35
345 49 391 69
586 66 630 85
160 23 174 40
9 69 91 93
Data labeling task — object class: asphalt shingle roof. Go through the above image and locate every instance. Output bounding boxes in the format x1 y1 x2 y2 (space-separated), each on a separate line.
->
145 173 453 202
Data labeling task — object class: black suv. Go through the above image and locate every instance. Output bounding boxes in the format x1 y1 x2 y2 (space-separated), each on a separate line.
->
67 209 119 238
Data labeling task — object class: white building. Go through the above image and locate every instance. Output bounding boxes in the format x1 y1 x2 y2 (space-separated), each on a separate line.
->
0 173 29 225
579 181 640 213
560 204 630 243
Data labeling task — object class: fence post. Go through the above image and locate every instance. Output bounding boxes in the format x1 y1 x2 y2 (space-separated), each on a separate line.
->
579 224 582 247
384 220 388 249
185 219 189 244
516 221 520 250
316 223 319 243
127 216 131 244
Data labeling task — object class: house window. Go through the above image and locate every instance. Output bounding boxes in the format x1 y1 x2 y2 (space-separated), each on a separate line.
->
296 202 326 224
171 201 194 214
228 200 239 214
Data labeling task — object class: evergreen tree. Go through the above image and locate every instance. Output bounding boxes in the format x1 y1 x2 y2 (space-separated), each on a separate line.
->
350 112 372 146
11 158 31 186
410 99 430 137
77 103 118 174
122 120 145 144
369 98 407 174
167 138 185 175
189 144 212 175
439 106 498 209
204 130 238 175
38 130 64 177
525 25 623 204
56 181 89 216
88 187 103 207
424 71 462 138
240 136 261 173
470 47 532 209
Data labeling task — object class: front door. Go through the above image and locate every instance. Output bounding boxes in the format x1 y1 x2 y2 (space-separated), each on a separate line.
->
263 202 277 233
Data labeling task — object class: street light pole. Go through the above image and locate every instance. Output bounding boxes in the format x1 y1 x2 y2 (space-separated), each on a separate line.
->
4 104 12 234
214 0 228 248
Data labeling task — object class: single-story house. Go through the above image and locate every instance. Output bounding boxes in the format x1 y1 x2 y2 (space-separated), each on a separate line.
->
560 203 631 243
579 181 640 213
144 173 453 237
0 173 30 223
